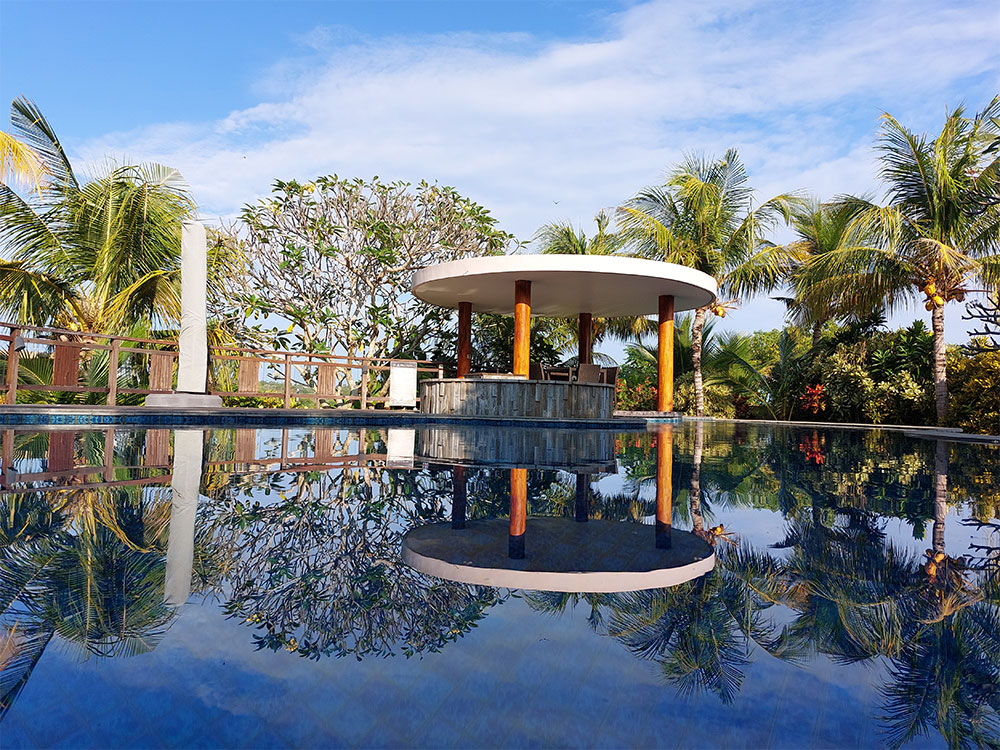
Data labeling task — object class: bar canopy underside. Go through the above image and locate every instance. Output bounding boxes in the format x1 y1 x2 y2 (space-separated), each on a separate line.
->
412 255 717 317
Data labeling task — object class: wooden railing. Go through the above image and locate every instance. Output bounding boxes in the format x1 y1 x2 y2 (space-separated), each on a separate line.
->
1 323 445 408
0 426 396 492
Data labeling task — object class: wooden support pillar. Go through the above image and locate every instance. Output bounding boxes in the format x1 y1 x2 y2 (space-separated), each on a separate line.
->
578 312 593 365
509 467 527 558
657 295 675 412
656 425 673 549
315 429 334 461
48 431 75 473
235 428 256 463
452 465 467 529
1 429 13 489
513 280 531 378
457 301 472 378
103 429 115 482
145 429 170 467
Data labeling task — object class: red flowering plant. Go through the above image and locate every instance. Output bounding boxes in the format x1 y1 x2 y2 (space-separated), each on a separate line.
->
799 384 826 415
615 377 657 411
798 431 826 464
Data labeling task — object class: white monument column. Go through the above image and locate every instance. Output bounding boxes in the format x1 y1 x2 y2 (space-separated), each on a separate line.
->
146 220 223 407
164 429 204 607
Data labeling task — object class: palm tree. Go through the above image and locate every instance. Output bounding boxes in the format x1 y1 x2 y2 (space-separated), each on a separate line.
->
802 98 1000 424
778 199 865 346
534 210 619 256
0 97 203 335
618 150 799 415
534 211 654 351
0 129 45 196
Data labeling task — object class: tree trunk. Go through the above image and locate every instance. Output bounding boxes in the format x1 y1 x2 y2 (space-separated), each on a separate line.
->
690 421 705 537
811 321 823 348
692 307 706 417
931 304 947 425
933 439 948 553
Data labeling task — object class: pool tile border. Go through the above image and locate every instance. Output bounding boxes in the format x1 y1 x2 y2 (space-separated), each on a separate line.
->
0 406 652 431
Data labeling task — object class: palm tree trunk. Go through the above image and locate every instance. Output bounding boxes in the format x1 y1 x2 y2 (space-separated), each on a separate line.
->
690 421 705 537
933 440 947 553
811 321 823 348
931 305 947 425
692 307 706 417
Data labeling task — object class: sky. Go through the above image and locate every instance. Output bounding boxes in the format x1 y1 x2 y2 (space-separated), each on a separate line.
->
2 0 999 343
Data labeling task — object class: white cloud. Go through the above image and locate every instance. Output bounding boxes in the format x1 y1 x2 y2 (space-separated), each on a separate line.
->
73 0 999 341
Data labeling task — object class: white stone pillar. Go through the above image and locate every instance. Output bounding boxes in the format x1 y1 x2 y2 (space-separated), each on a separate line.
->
146 219 222 407
164 429 204 607
177 221 209 393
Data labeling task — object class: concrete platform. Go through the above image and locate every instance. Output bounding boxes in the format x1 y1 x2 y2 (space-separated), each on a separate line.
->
402 518 715 592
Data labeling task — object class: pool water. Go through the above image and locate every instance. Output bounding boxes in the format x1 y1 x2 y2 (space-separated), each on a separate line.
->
1 422 998 749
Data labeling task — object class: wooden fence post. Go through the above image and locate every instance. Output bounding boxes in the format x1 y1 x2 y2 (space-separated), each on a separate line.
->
103 429 115 482
360 363 369 410
283 354 292 408
106 339 120 406
5 328 20 405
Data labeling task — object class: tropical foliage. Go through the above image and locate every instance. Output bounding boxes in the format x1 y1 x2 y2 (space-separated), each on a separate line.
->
799 98 1000 424
617 149 799 416
0 97 203 334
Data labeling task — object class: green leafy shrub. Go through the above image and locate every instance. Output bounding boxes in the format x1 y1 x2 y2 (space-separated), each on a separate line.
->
819 350 875 422
948 349 1000 435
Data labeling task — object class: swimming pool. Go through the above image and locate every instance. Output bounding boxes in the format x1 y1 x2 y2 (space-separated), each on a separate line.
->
1 421 997 748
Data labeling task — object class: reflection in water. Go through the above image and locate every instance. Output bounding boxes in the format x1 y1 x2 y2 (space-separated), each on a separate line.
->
163 430 203 607
0 423 997 748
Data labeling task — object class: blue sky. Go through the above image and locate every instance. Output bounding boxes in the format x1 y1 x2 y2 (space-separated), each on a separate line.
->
2 0 999 341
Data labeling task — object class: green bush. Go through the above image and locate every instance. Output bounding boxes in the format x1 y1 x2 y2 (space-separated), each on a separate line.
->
948 349 1000 435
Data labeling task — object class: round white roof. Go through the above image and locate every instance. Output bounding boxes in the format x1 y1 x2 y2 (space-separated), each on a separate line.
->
402 518 715 593
411 255 717 317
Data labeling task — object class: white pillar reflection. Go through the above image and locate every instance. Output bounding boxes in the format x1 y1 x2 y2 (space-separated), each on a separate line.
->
164 429 205 607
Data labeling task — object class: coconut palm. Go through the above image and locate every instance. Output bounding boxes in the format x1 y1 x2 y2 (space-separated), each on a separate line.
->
0 97 209 335
534 211 654 351
0 129 45 196
618 150 800 415
534 210 619 256
776 199 866 346
801 98 1000 424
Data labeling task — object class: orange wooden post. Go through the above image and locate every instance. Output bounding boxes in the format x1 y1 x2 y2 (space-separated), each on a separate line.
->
457 301 472 378
509 467 527 558
513 280 531 378
578 312 593 365
656 425 673 549
657 295 675 412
